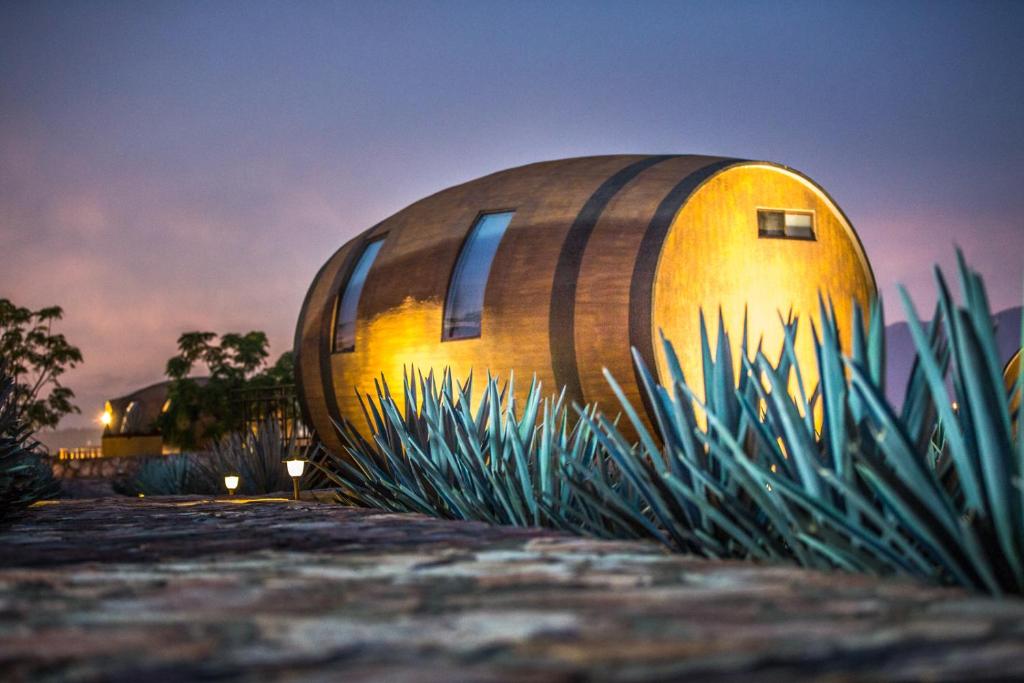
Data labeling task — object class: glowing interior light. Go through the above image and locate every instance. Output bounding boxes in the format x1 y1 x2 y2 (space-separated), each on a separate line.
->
757 209 815 240
224 475 240 495
784 212 814 239
100 411 112 426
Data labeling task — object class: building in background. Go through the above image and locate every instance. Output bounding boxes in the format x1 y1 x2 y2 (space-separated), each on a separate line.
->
100 380 183 457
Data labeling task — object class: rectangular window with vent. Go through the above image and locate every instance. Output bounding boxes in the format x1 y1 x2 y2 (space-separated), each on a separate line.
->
443 211 514 341
757 209 815 240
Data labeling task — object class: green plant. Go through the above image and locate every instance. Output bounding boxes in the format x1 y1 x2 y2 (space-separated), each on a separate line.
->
0 370 60 520
578 251 1023 593
118 420 304 497
317 252 1023 595
312 369 641 536
193 419 299 495
116 455 191 497
0 299 83 431
157 330 293 449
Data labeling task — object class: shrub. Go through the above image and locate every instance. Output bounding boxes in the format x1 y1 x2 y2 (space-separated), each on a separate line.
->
581 252 1023 593
311 369 640 537
193 419 298 495
0 369 60 521
321 252 1024 595
117 419 303 497
114 454 191 497
0 299 83 432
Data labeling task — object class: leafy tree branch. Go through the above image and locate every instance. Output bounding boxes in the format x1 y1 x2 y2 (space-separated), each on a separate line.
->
0 299 83 431
157 330 292 449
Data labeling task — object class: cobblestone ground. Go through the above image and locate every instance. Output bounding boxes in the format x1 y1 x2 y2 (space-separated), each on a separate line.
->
2 497 1023 682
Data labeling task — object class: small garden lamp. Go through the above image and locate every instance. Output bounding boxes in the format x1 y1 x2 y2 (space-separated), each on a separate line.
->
224 474 240 496
285 459 305 500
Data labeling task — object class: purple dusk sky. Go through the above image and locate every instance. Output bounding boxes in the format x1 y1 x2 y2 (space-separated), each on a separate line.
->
2 1 1022 430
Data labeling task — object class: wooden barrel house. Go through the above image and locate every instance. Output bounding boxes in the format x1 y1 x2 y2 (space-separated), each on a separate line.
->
295 155 876 452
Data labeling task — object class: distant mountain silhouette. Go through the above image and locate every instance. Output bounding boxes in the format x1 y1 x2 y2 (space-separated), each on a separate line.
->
884 305 1021 406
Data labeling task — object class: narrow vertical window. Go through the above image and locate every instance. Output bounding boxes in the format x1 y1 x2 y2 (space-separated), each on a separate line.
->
758 209 815 240
334 237 385 353
120 401 137 434
443 211 514 340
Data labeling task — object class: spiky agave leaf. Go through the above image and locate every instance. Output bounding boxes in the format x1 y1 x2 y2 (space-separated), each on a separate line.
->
312 252 1024 595
575 254 1024 594
0 369 60 519
114 453 191 497
313 366 626 534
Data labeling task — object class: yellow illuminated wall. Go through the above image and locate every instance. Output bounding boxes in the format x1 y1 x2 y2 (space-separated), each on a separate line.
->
653 164 875 405
100 435 163 458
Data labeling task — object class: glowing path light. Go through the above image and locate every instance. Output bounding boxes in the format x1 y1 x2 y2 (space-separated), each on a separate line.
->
285 459 305 501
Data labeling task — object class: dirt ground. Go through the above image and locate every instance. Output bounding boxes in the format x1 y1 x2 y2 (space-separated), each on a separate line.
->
2 496 1023 682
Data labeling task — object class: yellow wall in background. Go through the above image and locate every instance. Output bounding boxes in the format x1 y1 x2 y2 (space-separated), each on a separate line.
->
101 435 163 458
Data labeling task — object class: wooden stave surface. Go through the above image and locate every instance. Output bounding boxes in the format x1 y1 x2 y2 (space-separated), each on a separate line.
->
294 155 877 449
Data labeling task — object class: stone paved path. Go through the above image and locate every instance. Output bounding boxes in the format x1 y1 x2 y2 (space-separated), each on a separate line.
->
2 497 1023 682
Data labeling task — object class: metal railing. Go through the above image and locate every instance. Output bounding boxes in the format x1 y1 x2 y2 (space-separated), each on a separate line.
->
233 383 312 446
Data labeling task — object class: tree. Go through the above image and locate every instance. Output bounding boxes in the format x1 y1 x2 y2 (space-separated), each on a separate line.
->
165 331 270 383
157 331 292 449
248 350 294 389
0 299 83 432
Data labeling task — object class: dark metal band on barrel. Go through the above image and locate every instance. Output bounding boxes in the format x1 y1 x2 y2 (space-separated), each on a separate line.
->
317 226 383 439
628 159 743 423
294 245 345 435
549 155 677 407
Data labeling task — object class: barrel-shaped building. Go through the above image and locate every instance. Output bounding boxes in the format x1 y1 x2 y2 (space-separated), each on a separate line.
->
295 155 876 452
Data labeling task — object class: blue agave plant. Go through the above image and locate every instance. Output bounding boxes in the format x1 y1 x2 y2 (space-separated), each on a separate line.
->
318 252 1022 594
575 251 1022 593
311 367 643 536
0 369 60 520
